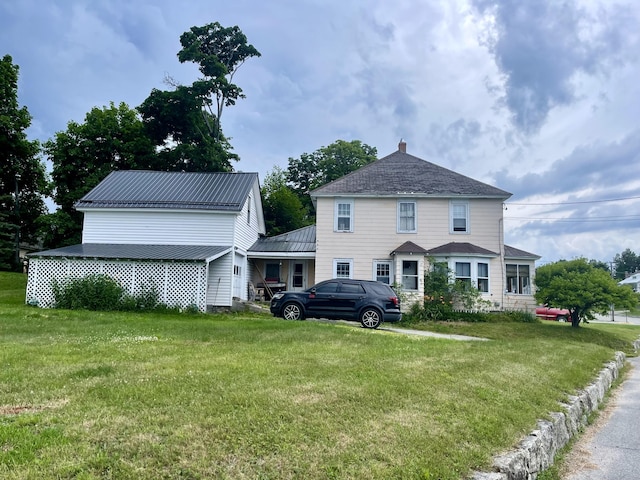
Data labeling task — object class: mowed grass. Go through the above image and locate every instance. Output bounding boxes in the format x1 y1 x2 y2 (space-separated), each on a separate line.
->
1 272 638 479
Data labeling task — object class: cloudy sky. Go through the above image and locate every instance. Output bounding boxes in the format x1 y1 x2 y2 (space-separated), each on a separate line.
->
2 0 639 266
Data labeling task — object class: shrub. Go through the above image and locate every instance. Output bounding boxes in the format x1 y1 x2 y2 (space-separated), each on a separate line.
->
52 274 187 313
52 274 125 311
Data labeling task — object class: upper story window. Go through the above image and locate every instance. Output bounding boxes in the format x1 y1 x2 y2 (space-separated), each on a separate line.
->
247 195 252 225
450 201 469 233
334 199 354 232
398 201 417 233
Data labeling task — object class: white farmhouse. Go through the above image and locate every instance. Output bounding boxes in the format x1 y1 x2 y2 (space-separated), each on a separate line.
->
26 170 265 311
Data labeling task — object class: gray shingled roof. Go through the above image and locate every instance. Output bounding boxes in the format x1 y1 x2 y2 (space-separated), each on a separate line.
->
76 170 258 211
390 241 429 255
504 245 540 260
28 244 231 261
426 242 498 256
249 225 316 253
310 150 511 198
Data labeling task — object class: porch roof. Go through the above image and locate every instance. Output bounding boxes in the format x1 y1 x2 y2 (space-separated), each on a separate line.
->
426 242 498 256
28 244 232 262
249 225 316 254
503 245 541 260
390 241 429 255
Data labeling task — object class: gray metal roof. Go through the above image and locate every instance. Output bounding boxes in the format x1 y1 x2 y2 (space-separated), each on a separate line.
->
504 245 540 260
426 242 498 256
28 244 231 261
76 170 259 211
310 150 511 199
249 225 316 253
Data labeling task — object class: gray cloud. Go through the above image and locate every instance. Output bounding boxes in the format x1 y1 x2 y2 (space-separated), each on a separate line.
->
472 0 637 134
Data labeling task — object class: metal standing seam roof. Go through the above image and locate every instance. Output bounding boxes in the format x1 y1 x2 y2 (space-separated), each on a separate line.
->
75 170 259 211
28 244 232 262
249 225 316 253
310 150 512 199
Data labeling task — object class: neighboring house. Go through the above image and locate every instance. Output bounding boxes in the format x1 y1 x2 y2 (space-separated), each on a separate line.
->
619 272 640 292
258 141 539 311
26 170 265 311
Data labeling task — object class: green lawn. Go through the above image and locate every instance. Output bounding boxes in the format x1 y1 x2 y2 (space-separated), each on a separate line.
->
1 272 638 479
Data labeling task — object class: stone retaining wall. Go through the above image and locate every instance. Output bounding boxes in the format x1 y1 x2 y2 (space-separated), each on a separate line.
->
470 351 626 480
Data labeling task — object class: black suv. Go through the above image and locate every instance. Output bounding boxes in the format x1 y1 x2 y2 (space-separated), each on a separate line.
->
270 279 402 329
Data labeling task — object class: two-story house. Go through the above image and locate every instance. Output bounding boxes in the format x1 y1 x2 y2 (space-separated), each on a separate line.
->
250 141 539 311
26 170 265 312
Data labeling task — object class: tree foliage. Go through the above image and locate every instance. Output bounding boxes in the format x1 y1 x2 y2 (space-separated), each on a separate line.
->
261 167 309 236
613 248 640 280
139 22 260 172
0 55 47 270
287 140 378 213
535 258 637 327
42 102 157 247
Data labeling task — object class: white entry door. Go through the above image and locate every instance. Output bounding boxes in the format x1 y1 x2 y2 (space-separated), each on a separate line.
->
233 253 244 299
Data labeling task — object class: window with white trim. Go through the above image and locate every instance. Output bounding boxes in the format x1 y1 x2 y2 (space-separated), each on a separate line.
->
455 262 471 287
335 199 354 232
506 264 531 294
397 201 416 233
450 201 469 233
374 261 392 284
477 262 489 293
333 259 353 278
402 260 418 290
247 195 252 225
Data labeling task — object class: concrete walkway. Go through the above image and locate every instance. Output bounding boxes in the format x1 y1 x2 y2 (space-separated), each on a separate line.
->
564 355 640 480
380 326 488 341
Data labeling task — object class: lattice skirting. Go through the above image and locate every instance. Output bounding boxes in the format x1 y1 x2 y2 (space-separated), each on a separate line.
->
26 258 208 312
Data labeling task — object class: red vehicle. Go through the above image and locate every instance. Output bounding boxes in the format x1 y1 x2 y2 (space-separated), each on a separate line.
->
535 306 571 322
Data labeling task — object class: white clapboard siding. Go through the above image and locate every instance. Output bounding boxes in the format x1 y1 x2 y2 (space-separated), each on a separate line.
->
207 252 233 307
82 210 236 245
233 193 262 251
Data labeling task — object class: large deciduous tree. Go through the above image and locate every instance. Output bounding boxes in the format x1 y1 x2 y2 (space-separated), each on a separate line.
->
0 55 47 271
535 258 637 327
287 140 377 213
139 22 260 172
613 248 640 280
41 102 157 247
261 167 309 236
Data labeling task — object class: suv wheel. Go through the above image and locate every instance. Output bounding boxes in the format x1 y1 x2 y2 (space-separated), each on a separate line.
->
557 315 567 322
360 308 382 329
283 302 303 320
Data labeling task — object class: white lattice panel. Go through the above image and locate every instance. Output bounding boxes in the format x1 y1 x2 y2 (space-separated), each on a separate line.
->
26 258 209 312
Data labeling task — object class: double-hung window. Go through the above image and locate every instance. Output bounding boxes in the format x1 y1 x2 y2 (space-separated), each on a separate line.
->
450 201 469 233
334 259 353 278
455 262 471 287
506 264 531 294
477 262 489 293
398 201 416 233
374 261 392 284
402 260 418 290
335 199 354 232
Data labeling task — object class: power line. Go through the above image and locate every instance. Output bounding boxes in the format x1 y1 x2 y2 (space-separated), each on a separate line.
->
506 214 640 222
506 194 640 206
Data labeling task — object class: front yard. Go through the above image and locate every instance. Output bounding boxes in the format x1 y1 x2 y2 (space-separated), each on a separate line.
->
1 272 638 479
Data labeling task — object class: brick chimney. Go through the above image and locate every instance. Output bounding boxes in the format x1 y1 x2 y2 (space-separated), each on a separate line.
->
398 139 406 153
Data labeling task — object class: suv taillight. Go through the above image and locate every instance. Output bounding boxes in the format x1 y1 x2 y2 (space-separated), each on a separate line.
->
389 296 399 307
